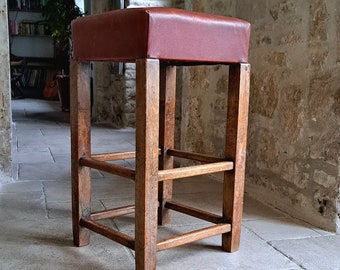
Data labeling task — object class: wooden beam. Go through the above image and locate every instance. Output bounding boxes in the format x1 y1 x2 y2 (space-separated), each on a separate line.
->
91 151 136 161
91 149 162 162
91 205 135 221
223 63 250 252
70 60 91 247
80 157 135 180
167 149 225 163
165 201 222 224
158 161 233 181
80 218 135 250
135 58 160 269
157 224 231 251
158 63 176 225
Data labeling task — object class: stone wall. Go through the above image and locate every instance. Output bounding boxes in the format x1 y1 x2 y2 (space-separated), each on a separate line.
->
182 0 340 232
0 0 12 183
90 0 126 127
244 0 340 232
123 0 184 126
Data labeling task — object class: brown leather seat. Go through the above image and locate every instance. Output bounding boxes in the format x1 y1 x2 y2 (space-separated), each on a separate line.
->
71 7 251 270
72 7 250 63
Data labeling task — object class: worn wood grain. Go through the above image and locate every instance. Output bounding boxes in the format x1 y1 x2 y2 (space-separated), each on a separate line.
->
91 151 136 161
158 63 176 225
165 201 223 224
91 205 135 221
80 218 135 250
167 148 225 163
223 63 250 252
80 157 135 180
158 161 233 181
157 224 231 251
70 60 92 247
135 59 160 270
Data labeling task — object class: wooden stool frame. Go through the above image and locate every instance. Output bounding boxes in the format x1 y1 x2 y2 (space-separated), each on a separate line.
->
70 59 250 269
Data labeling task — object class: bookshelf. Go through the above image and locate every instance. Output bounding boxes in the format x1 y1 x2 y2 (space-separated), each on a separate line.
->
8 0 55 97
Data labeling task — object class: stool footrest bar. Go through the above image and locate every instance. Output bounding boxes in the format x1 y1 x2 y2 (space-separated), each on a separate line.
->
91 149 162 162
91 205 135 221
80 157 136 180
91 151 136 161
80 218 135 250
158 161 233 181
167 149 225 163
165 201 223 224
157 224 231 251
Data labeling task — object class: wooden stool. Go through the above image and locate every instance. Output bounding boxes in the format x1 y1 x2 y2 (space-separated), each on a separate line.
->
71 7 250 269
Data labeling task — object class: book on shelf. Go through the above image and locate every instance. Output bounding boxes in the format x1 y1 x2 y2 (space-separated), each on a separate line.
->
9 20 18 35
19 68 46 89
17 20 49 36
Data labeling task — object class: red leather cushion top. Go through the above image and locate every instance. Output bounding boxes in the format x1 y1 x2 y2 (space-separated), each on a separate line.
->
72 7 250 64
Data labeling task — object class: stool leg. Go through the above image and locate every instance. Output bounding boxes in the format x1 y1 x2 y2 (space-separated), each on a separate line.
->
135 59 160 270
223 63 250 252
158 64 176 225
70 60 92 247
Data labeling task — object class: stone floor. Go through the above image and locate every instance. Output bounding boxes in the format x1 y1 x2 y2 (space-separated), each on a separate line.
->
1 98 339 270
